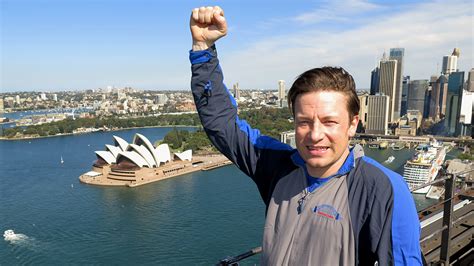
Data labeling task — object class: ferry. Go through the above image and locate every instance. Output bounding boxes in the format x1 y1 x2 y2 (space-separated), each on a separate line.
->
403 141 446 194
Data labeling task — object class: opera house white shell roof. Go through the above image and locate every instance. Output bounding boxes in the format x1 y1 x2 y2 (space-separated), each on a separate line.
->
174 150 192 161
94 134 192 169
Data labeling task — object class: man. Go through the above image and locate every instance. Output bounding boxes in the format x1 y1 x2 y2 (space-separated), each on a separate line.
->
189 6 422 265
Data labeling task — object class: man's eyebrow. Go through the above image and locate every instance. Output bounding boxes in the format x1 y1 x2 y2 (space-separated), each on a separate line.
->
320 115 340 120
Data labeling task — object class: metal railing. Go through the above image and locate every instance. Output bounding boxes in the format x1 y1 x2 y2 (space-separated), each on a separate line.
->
411 168 473 265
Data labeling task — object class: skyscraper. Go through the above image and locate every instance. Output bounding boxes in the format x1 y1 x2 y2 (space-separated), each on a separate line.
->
389 48 405 120
467 68 474 92
378 52 398 122
442 48 460 75
445 71 465 135
278 80 286 100
370 67 379 95
366 94 390 135
407 80 429 114
401 76 410 116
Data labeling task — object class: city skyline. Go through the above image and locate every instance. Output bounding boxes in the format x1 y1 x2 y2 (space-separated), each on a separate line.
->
1 0 473 92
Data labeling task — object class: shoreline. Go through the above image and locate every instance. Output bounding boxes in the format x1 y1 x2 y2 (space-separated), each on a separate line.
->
0 125 199 141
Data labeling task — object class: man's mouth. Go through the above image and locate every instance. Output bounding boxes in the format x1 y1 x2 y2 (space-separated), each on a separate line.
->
307 146 329 152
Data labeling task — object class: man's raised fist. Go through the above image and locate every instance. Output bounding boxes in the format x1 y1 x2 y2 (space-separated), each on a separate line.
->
190 6 227 51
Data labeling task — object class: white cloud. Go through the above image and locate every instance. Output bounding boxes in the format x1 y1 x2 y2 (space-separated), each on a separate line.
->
294 0 381 24
219 0 473 90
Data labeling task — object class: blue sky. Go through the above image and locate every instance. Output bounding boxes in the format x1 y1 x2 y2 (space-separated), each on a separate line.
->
1 0 472 92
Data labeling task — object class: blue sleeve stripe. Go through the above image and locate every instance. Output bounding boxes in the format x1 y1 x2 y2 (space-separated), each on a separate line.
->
189 49 213 64
362 157 422 265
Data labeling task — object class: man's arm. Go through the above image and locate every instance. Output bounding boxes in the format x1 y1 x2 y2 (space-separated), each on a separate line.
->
189 7 293 203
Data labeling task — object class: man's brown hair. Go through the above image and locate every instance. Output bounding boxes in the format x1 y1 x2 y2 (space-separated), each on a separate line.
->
287 67 360 120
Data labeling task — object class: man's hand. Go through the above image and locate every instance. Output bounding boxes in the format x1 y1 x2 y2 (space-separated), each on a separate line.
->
190 6 227 51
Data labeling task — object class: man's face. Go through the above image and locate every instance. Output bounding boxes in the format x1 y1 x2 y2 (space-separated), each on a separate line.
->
294 91 359 178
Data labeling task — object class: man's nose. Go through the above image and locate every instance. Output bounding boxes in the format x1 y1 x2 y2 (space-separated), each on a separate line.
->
308 122 324 142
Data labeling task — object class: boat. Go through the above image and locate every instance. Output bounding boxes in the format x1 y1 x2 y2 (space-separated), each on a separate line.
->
403 140 446 194
3 229 15 240
384 156 395 164
391 142 405 150
61 156 64 164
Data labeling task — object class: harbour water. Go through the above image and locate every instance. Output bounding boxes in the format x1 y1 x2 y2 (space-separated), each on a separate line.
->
0 127 450 264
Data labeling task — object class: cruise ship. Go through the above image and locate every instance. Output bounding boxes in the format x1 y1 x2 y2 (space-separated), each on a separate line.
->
403 141 446 194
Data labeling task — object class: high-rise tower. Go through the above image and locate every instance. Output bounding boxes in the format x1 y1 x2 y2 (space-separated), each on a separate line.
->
378 52 398 122
278 80 286 100
442 48 460 75
389 48 405 120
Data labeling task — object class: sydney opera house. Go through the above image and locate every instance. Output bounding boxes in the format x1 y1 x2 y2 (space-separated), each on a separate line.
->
79 133 230 187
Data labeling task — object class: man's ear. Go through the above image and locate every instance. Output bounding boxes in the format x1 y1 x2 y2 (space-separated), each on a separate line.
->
349 115 359 137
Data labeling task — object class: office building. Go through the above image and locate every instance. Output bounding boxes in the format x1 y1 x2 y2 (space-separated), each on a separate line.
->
441 48 460 75
389 48 405 120
467 68 474 92
370 67 379 95
401 76 410 116
378 53 398 122
278 80 286 100
357 93 369 132
366 94 390 135
459 90 473 136
407 80 429 114
445 71 464 135
429 75 449 121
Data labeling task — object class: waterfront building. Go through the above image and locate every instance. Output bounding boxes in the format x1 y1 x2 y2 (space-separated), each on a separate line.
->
357 93 369 132
53 94 58 101
0 99 4 113
366 94 390 135
389 48 405 120
370 67 380 95
407 79 429 115
40 93 47 101
81 133 230 187
441 48 460 75
445 71 465 135
401 76 410 116
378 53 398 122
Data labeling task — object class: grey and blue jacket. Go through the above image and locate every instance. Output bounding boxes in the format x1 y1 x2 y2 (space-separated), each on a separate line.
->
190 45 422 265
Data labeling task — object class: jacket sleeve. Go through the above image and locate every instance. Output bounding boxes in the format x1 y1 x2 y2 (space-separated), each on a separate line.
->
374 171 423 266
386 173 423 266
189 45 294 203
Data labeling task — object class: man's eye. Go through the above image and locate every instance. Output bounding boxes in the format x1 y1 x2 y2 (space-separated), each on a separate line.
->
324 121 337 125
